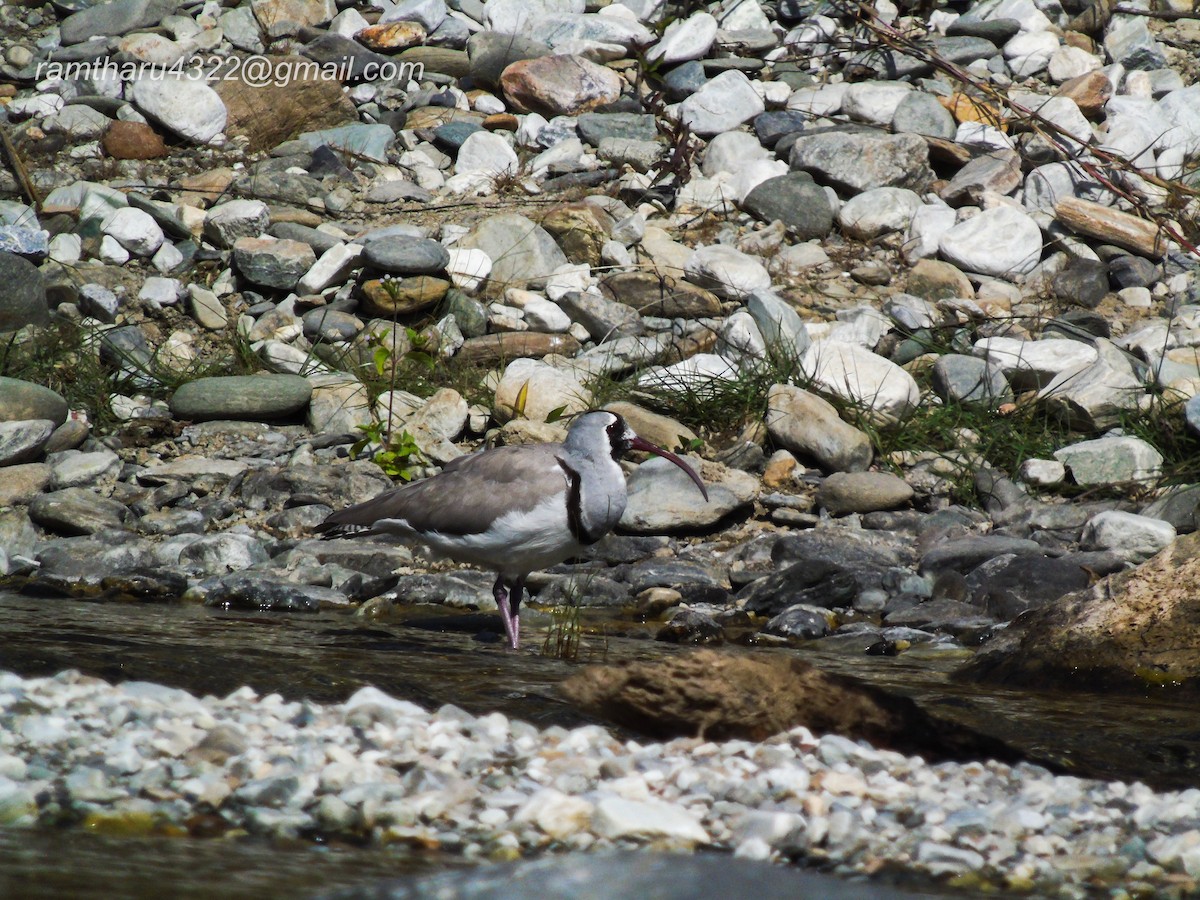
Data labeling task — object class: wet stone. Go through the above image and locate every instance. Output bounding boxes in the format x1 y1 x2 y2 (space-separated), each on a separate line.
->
200 573 328 612
29 488 129 535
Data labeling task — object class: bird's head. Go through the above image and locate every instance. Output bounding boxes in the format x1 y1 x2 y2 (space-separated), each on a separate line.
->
566 410 709 501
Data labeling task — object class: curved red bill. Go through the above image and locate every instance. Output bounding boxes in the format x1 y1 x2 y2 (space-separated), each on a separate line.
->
629 437 709 501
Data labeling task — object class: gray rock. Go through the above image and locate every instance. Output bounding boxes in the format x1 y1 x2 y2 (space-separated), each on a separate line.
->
466 31 551 90
233 238 316 290
458 214 568 288
919 535 1045 575
0 252 48 331
303 308 363 342
738 558 861 616
268 222 344 257
817 471 914 515
0 420 55 467
59 0 176 44
130 75 227 144
1080 510 1176 563
965 554 1091 619
662 60 707 101
1038 339 1144 432
1107 255 1159 290
940 150 1022 207
1054 435 1163 486
761 604 832 640
740 173 833 239
28 487 129 535
362 237 450 275
620 457 756 534
657 608 725 644
931 355 1013 410
298 124 395 163
891 92 956 139
557 291 643 341
1142 484 1200 534
47 449 121 491
0 378 68 425
203 200 270 249
766 385 872 473
200 573 326 612
577 113 657 146
1051 257 1109 309
789 131 933 194
746 290 810 359
170 375 313 422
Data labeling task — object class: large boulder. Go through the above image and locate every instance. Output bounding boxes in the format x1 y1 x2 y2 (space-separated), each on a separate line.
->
958 531 1200 693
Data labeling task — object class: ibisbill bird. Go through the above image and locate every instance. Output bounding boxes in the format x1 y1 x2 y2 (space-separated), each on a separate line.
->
317 410 709 649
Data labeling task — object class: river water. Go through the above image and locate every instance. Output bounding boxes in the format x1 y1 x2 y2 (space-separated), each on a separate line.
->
2 589 1199 896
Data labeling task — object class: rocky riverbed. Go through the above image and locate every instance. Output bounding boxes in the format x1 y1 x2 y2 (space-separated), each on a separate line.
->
4 0 1200 893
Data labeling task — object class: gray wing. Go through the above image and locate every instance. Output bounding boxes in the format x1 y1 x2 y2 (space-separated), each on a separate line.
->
318 443 567 538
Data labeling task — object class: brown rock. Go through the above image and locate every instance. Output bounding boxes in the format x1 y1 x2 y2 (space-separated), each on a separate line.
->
101 121 167 160
0 85 15 99
540 202 616 266
1054 70 1112 120
360 276 451 317
180 169 236 205
398 47 470 79
762 450 799 490
960 530 1200 694
906 258 974 301
562 649 1026 764
1065 0 1114 36
0 463 51 507
500 54 622 117
355 21 426 51
939 93 1005 130
1055 196 1170 257
251 0 334 37
483 113 520 132
214 55 357 152
599 271 722 318
456 332 581 365
403 106 484 130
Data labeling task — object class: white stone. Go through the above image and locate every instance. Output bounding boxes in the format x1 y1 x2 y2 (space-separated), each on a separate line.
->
718 309 767 364
679 70 764 137
637 353 740 395
484 0 584 33
102 208 164 257
1047 45 1101 82
1019 458 1066 486
955 121 1015 151
494 358 592 422
98 235 130 264
842 81 913 127
702 132 772 179
903 203 957 262
1081 510 1176 563
592 796 709 843
684 243 771 299
455 131 519 178
645 11 716 64
973 337 1098 387
837 187 923 240
801 339 920 422
445 247 492 292
130 74 227 144
139 276 183 307
48 233 82 265
505 289 573 332
786 83 847 117
938 206 1042 279
298 243 364 295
